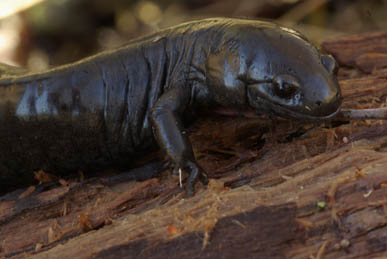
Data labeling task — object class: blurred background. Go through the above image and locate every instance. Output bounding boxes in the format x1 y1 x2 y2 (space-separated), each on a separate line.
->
0 0 386 71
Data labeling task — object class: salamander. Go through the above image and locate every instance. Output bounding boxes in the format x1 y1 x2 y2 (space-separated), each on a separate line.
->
0 18 341 196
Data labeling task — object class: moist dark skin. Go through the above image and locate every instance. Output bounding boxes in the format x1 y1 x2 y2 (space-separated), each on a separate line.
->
0 18 341 196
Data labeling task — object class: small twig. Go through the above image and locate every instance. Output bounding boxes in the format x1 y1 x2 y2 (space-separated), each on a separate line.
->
179 168 183 188
316 240 329 259
337 107 387 120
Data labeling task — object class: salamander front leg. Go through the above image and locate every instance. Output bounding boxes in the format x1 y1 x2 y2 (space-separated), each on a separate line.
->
150 87 208 196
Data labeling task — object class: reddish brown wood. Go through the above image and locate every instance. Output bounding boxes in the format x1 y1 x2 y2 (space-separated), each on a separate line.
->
322 31 387 68
1 31 387 259
355 53 387 73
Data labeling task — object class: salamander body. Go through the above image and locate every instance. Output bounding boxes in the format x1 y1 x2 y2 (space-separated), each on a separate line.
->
0 18 341 195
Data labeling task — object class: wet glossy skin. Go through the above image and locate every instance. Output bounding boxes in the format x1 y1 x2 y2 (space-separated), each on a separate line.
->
0 18 341 195
205 20 341 120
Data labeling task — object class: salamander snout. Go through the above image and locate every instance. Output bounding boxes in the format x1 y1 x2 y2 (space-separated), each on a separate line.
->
311 91 341 116
304 79 342 118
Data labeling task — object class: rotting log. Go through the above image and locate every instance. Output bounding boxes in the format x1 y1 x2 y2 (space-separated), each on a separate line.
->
1 31 387 259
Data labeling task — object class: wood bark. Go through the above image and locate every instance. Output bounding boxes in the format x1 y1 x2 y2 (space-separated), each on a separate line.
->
1 31 387 259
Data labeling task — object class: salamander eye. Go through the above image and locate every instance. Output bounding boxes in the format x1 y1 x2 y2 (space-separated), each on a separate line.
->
321 54 338 75
273 74 300 98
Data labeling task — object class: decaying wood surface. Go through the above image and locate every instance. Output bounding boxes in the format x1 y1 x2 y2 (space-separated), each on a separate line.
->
1 31 387 259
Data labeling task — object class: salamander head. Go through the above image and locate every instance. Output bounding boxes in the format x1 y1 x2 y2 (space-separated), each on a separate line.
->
205 20 341 120
241 25 342 120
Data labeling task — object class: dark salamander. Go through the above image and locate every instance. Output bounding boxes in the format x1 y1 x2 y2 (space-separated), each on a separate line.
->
0 18 341 196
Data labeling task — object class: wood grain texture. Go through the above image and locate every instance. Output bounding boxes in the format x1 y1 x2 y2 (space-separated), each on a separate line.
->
1 30 387 259
322 31 387 68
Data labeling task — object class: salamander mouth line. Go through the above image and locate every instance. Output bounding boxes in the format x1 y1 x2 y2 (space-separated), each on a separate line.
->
253 95 341 121
280 104 341 120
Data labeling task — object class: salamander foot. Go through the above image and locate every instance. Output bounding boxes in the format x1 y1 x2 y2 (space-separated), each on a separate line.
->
174 161 208 197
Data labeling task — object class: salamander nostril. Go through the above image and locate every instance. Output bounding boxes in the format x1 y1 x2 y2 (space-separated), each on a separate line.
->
316 101 322 106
